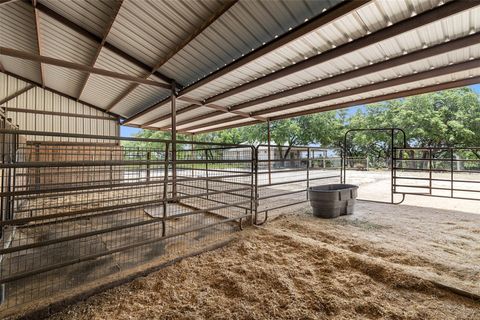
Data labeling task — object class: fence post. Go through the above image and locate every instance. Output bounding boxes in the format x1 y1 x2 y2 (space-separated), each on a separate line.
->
450 148 454 198
429 148 432 195
0 117 4 240
306 148 310 200
34 143 40 191
253 146 260 224
162 143 170 237
267 120 271 185
10 131 17 220
205 149 209 200
146 150 151 182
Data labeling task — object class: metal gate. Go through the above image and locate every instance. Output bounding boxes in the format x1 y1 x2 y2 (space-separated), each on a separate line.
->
254 144 342 224
342 128 406 204
0 129 254 317
393 147 480 201
343 128 480 203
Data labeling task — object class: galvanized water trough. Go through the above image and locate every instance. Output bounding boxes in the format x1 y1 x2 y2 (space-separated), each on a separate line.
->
308 184 359 218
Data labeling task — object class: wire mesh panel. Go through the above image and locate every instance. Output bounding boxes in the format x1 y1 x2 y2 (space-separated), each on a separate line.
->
254 145 341 224
0 129 254 317
393 147 480 200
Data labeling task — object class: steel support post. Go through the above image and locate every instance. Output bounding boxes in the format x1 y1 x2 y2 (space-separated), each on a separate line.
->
267 120 272 185
171 83 177 199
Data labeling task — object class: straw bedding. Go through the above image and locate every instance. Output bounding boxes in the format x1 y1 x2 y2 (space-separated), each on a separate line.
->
49 211 479 320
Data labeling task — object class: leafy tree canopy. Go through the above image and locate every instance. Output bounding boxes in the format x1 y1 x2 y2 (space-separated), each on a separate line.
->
128 88 480 155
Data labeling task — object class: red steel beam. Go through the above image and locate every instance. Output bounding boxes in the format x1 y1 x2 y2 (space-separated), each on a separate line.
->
167 33 480 128
1 70 121 119
270 76 480 120
123 96 171 125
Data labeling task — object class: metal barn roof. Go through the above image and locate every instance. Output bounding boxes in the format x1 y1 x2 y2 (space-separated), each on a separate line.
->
1 0 479 134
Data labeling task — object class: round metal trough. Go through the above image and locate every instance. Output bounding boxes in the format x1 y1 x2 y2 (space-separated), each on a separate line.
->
308 184 359 219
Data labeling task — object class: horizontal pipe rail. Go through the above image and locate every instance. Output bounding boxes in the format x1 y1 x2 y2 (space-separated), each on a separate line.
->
0 214 249 285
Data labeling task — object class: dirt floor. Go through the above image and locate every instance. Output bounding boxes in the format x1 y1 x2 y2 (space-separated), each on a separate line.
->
47 200 480 320
345 170 480 214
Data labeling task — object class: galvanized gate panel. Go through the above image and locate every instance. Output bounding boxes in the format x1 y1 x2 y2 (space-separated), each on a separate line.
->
0 129 254 317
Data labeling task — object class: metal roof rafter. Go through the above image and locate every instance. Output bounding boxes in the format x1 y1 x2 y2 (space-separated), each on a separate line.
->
0 47 171 89
106 0 238 112
32 2 173 85
202 0 478 105
124 0 368 125
180 59 480 131
191 76 480 134
1 70 121 119
0 84 35 105
178 0 371 97
251 59 480 116
228 32 480 112
31 0 44 87
76 0 124 100
167 30 479 128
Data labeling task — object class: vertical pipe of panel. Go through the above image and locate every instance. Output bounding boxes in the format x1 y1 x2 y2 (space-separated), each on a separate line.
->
429 148 432 195
450 148 454 198
253 146 259 224
390 129 394 204
146 151 151 182
10 131 17 220
0 116 4 238
0 116 4 305
267 120 271 185
171 83 177 199
306 147 310 200
204 149 209 200
162 142 170 237
190 134 194 177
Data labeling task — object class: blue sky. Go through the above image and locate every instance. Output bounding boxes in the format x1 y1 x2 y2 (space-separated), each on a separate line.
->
120 84 480 137
120 126 142 137
471 83 480 94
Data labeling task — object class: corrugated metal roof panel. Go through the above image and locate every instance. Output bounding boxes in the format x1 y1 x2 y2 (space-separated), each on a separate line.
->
180 0 451 103
80 73 130 111
189 117 260 133
148 105 214 128
181 64 480 132
38 10 98 97
0 0 42 83
79 47 148 110
127 99 173 126
176 112 234 130
106 0 223 68
159 0 342 86
39 0 116 37
196 5 479 108
0 72 31 101
261 67 480 118
230 44 480 113
112 82 170 117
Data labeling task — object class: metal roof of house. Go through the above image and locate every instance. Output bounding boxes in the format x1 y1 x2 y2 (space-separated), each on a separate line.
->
1 0 479 134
